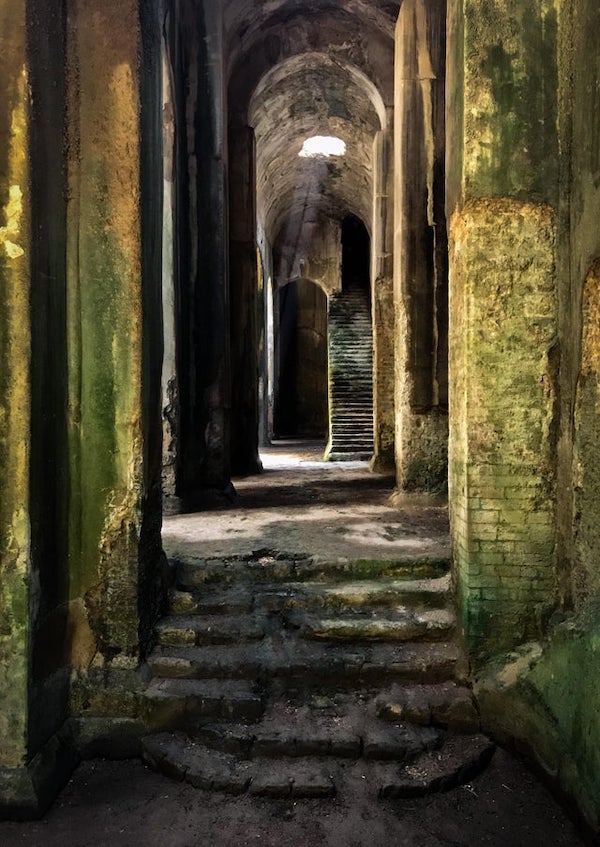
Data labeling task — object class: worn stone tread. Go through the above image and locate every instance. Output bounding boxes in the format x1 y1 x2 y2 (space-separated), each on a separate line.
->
148 639 458 686
248 760 337 798
175 558 451 591
270 575 451 612
376 682 480 732
363 724 442 761
142 678 263 724
298 607 455 643
141 732 250 794
169 588 254 616
156 614 267 646
377 734 495 798
195 719 362 759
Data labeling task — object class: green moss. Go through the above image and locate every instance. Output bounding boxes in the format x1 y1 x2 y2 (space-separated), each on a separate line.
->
464 0 559 203
404 457 448 495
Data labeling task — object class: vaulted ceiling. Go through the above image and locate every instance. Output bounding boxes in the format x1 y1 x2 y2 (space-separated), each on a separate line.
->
225 0 399 246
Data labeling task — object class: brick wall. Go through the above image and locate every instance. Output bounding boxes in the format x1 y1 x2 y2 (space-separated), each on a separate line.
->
449 198 558 657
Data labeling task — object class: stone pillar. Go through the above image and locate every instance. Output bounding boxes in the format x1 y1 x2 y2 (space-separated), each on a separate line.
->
168 0 231 502
447 0 560 658
0 0 34 800
66 0 163 668
161 43 178 507
0 0 80 816
371 122 396 473
229 125 261 475
394 0 449 494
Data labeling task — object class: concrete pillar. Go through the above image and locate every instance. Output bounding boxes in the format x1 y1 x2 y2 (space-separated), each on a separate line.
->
447 0 560 658
394 0 449 494
371 122 396 473
229 125 261 475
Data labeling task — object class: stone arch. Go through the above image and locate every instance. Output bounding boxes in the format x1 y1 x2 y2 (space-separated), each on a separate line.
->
227 9 394 471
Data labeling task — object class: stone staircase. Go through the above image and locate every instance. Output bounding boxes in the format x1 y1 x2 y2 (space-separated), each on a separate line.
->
327 285 374 460
140 552 494 798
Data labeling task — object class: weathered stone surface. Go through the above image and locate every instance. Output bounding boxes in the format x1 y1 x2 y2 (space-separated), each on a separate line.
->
156 615 266 647
142 678 264 726
149 639 458 687
363 725 441 762
299 608 454 643
378 734 495 798
376 682 480 733
248 761 336 798
70 717 146 759
281 575 451 612
449 198 558 659
0 0 32 775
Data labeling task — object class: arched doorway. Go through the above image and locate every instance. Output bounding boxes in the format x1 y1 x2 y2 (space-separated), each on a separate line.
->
273 279 328 440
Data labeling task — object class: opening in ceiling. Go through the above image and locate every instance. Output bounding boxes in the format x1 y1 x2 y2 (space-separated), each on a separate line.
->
299 136 346 159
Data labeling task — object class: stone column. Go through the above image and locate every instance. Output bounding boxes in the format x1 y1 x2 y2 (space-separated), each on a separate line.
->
168 0 231 502
394 0 449 494
447 0 560 659
229 125 261 475
66 0 163 669
0 0 34 802
371 121 396 473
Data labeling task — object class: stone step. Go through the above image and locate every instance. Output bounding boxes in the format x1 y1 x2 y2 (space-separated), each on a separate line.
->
327 451 373 461
147 639 458 687
295 608 455 643
375 734 495 798
169 587 254 616
141 731 495 799
156 614 267 647
174 557 450 591
142 733 336 797
195 714 441 762
141 678 264 726
375 681 480 733
269 575 452 612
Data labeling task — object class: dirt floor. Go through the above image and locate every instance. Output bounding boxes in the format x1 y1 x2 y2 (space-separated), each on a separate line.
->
0 443 589 845
0 749 585 846
162 441 450 563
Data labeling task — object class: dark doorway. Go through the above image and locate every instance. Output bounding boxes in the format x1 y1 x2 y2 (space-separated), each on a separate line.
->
274 280 328 438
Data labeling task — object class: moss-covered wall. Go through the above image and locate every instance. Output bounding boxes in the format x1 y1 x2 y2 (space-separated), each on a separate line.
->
447 0 559 208
66 0 161 668
450 0 600 831
0 0 31 773
447 0 560 658
449 200 558 656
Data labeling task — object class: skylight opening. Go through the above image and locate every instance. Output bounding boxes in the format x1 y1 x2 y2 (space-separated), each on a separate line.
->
299 136 346 159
